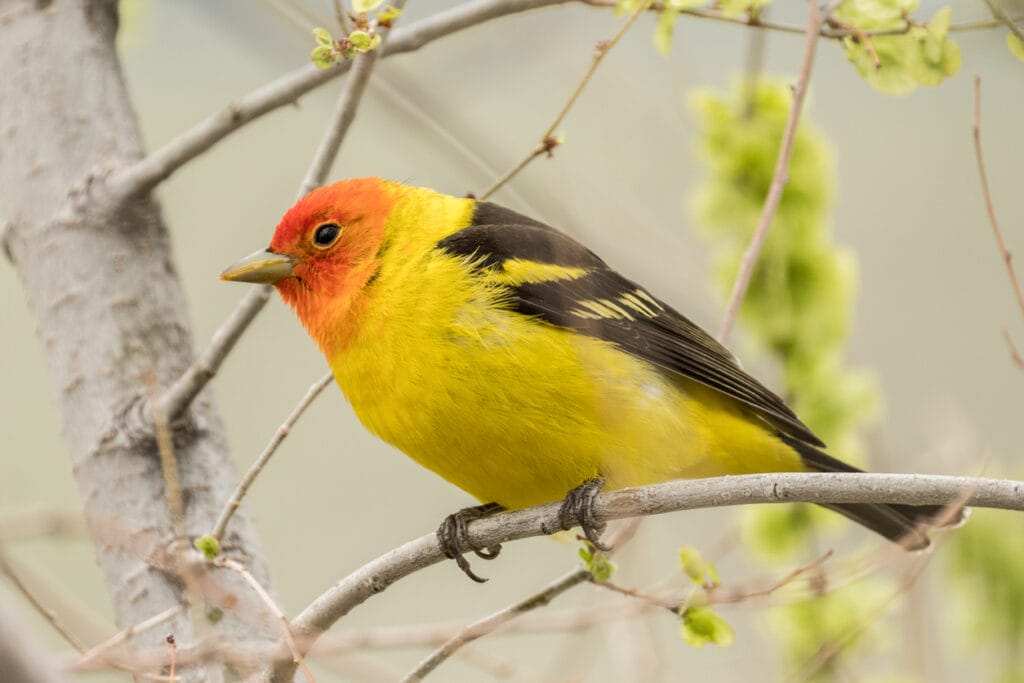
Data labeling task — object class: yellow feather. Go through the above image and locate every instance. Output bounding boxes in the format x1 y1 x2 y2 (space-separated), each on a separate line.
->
326 184 804 510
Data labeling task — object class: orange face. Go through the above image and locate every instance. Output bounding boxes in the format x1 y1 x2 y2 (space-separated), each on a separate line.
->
221 177 396 352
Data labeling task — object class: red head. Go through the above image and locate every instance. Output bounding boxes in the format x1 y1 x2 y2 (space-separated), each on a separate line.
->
221 177 397 352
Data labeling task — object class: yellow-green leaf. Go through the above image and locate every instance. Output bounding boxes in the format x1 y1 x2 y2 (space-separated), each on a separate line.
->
348 29 373 50
579 545 616 583
1008 32 1024 62
193 534 221 559
678 546 708 584
927 6 952 39
654 9 678 56
310 45 337 69
680 606 735 647
377 5 403 23
312 26 333 47
352 0 384 12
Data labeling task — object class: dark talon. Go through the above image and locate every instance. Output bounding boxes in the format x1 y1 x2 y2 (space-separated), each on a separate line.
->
557 478 611 551
436 502 504 583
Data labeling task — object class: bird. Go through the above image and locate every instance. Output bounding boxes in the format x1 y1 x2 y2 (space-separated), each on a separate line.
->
221 177 950 581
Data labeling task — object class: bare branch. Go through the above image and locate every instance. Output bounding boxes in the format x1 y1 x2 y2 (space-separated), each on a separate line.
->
983 0 1024 43
156 286 273 422
479 0 650 200
298 0 407 197
401 570 589 682
717 0 827 343
210 372 334 542
972 76 1024 325
0 602 72 683
75 607 182 672
0 550 86 652
105 0 579 202
213 557 317 682
275 471 1021 681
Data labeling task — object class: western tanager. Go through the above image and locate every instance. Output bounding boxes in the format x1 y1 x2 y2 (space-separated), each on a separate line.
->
222 177 947 580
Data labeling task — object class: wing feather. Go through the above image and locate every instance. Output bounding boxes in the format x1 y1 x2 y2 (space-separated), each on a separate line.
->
437 204 824 447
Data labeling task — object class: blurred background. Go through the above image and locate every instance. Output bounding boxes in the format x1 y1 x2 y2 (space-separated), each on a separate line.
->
1 0 1022 680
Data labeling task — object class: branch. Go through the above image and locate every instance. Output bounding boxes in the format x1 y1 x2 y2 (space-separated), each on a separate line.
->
400 569 589 682
716 0 826 343
478 0 649 200
0 602 72 683
105 0 578 202
209 372 334 541
298 0 407 197
971 76 1024 321
983 0 1024 43
276 471 1021 680
0 550 86 653
156 285 273 422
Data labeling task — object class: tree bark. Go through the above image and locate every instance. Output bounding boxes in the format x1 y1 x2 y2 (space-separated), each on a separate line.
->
0 0 275 677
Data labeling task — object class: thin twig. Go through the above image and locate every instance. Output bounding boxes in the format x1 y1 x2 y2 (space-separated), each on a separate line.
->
716 0 827 343
0 510 86 542
401 570 589 682
149 379 186 543
1003 329 1024 369
298 0 407 197
791 544 934 682
214 556 317 682
0 550 86 652
210 372 334 541
478 0 651 200
828 17 880 69
983 0 1024 43
105 0 577 202
75 606 182 670
157 286 273 422
332 0 351 34
972 76 1024 320
400 519 641 682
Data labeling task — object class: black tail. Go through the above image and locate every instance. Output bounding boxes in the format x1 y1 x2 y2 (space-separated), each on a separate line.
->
778 434 962 550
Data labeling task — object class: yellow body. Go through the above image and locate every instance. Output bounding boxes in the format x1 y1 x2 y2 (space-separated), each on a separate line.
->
325 185 803 509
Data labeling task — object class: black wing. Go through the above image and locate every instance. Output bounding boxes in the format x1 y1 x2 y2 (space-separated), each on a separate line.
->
437 202 824 447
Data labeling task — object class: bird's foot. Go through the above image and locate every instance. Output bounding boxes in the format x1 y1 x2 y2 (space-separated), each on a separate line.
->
555 478 610 551
436 502 504 583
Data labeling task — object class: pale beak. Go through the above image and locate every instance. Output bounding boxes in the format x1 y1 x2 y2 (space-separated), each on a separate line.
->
220 248 297 284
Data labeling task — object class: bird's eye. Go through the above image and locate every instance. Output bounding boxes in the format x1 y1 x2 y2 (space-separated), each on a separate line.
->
312 223 342 248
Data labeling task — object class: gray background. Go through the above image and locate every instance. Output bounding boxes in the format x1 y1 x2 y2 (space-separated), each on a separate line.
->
1 1 1022 680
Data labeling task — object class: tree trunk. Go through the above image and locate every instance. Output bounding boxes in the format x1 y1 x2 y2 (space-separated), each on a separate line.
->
0 0 275 677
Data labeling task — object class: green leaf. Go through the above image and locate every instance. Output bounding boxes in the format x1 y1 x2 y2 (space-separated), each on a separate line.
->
312 26 333 47
377 5 403 23
1007 32 1024 62
310 45 337 69
678 545 719 585
927 5 951 39
680 606 734 647
719 0 772 19
193 534 221 559
653 8 678 56
348 30 373 50
579 545 616 583
352 0 384 12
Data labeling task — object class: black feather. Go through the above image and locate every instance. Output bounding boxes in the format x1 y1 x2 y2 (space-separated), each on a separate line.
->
437 209 824 447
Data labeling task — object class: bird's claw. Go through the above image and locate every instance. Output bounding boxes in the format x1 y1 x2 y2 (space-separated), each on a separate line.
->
437 502 504 583
557 478 611 551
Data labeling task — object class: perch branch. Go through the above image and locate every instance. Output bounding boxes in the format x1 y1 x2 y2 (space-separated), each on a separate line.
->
271 471 1020 681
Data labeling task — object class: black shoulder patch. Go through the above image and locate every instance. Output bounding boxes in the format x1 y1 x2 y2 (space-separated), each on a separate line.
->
469 202 555 231
437 219 606 271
